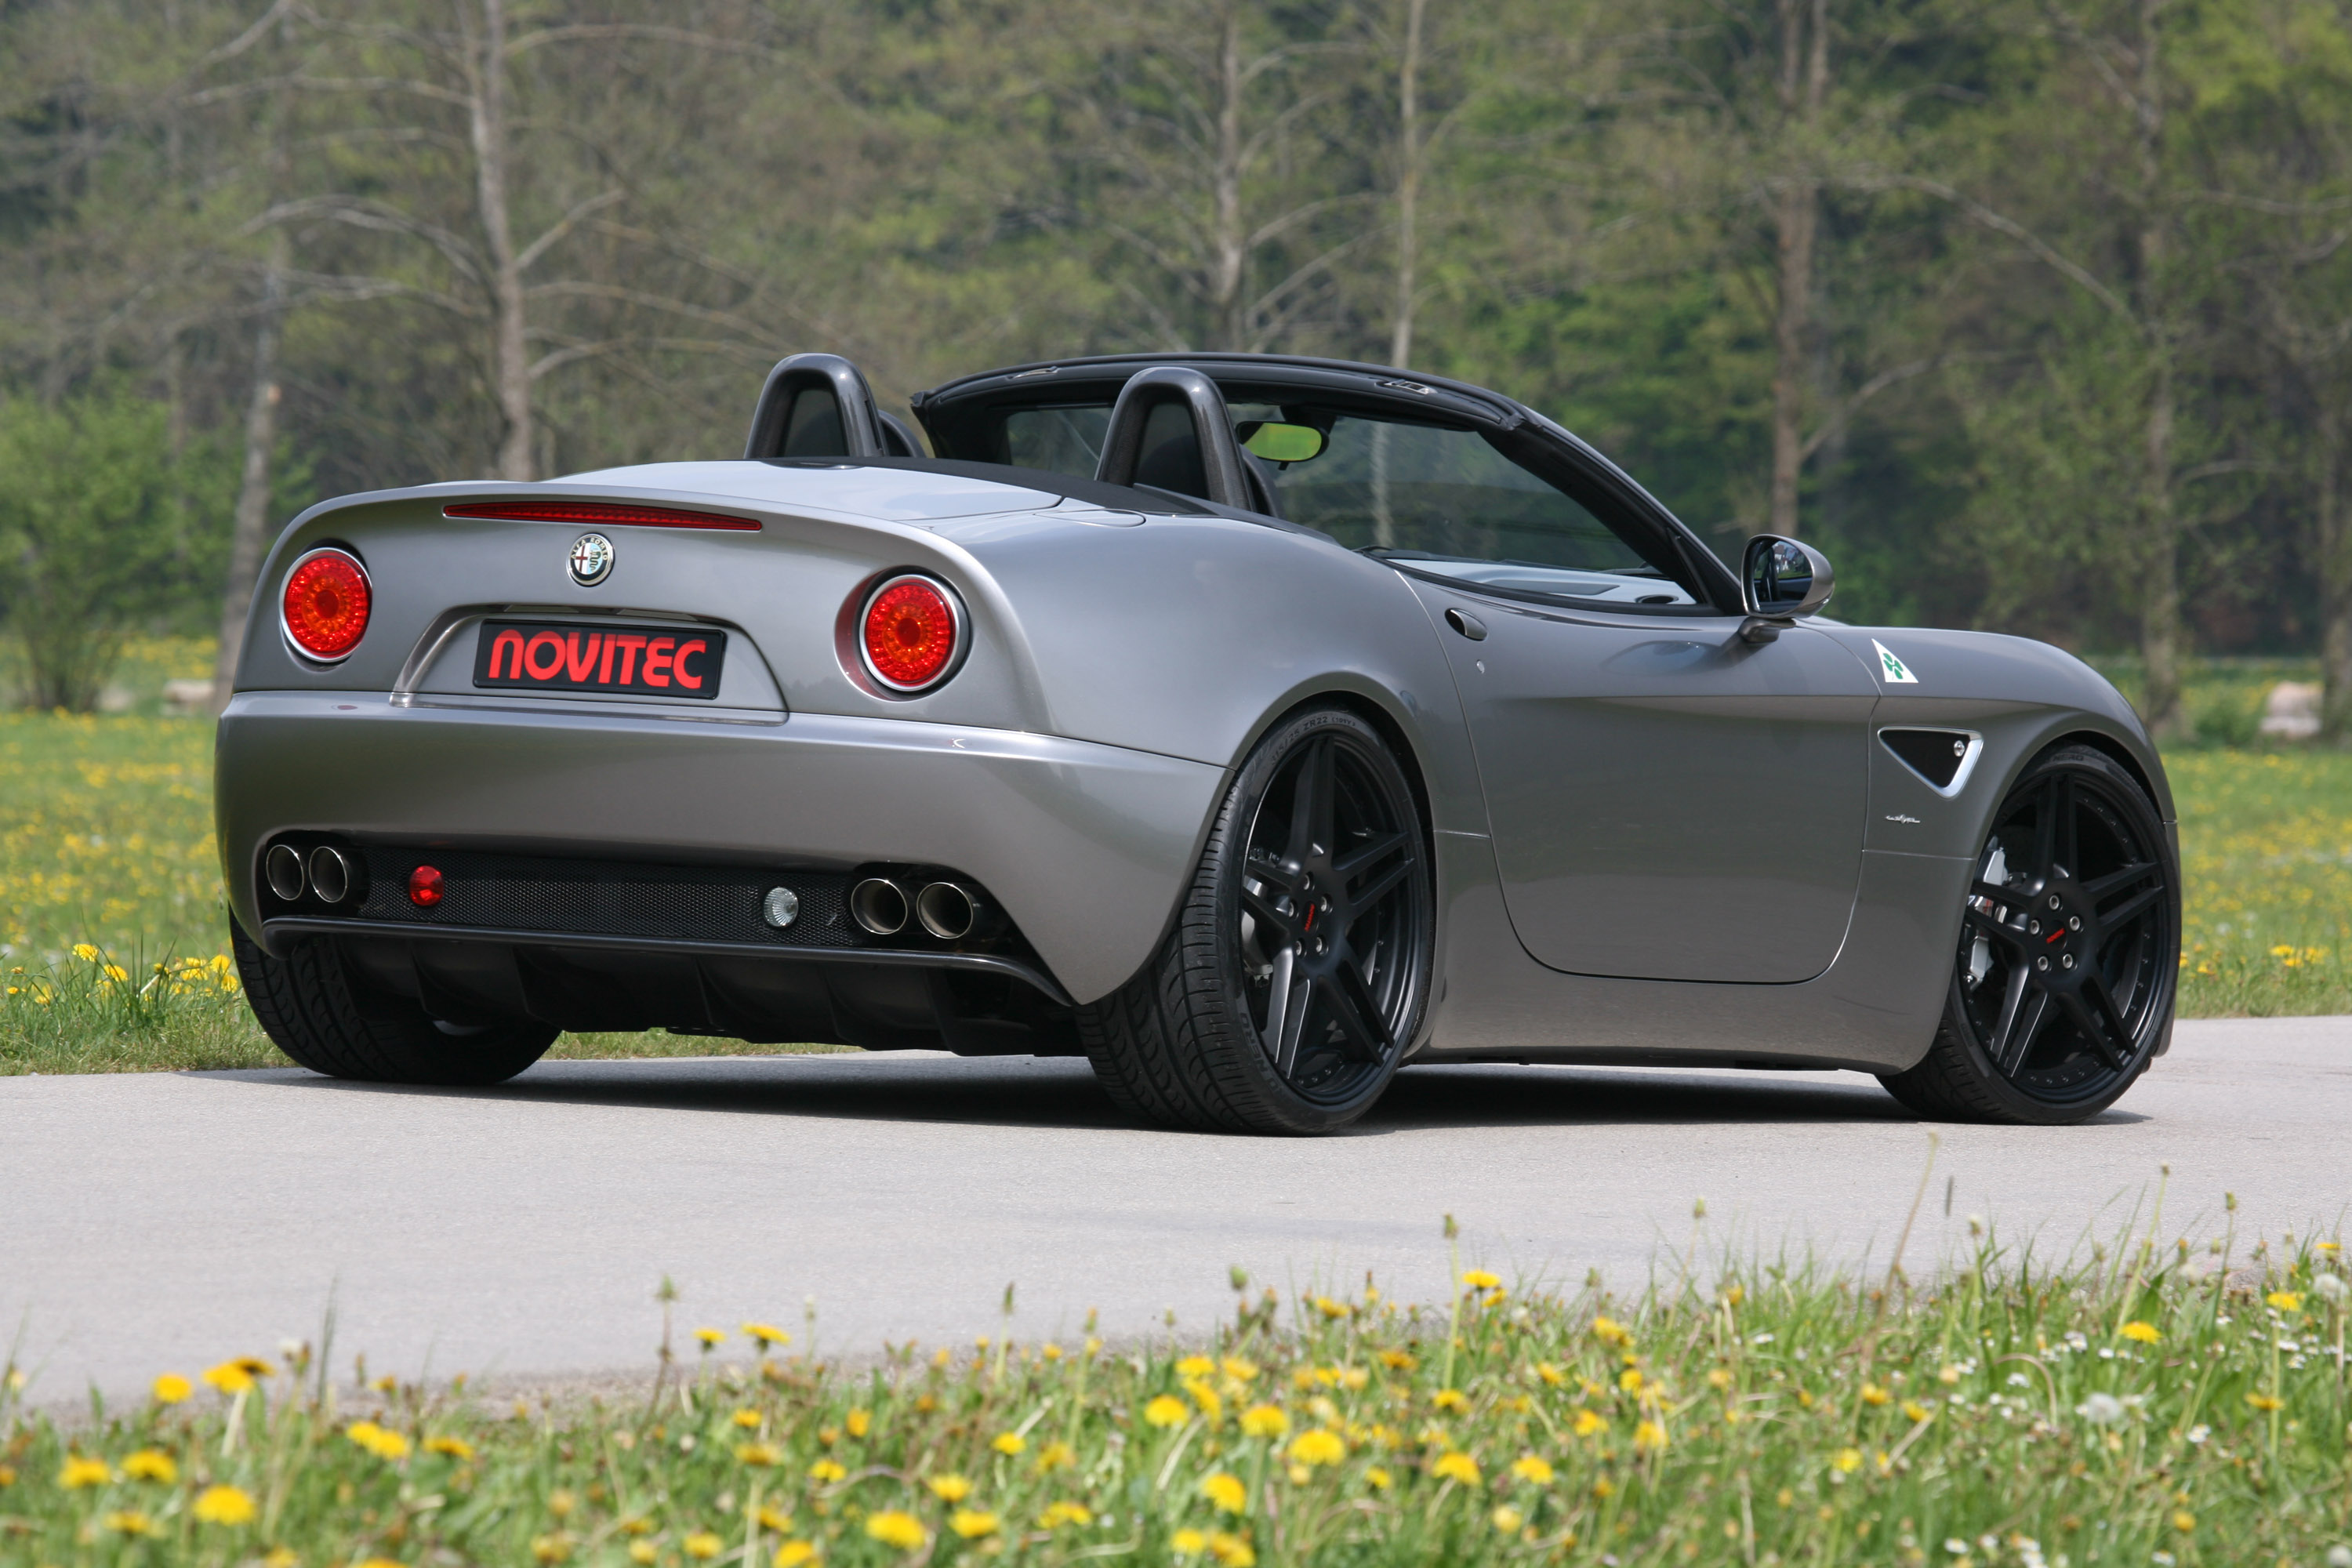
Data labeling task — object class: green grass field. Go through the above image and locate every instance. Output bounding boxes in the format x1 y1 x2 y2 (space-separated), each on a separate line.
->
3 643 2347 1073
1 1225 2346 1568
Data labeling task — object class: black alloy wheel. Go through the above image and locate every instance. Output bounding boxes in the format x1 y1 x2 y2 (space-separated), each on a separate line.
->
1237 723 1425 1102
1080 706 1433 1134
1880 742 2177 1124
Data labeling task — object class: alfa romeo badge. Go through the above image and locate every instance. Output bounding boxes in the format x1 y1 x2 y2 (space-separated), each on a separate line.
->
568 532 615 586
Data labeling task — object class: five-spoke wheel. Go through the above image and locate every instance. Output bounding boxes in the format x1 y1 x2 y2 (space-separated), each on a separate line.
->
1080 705 1432 1133
1882 742 2177 1123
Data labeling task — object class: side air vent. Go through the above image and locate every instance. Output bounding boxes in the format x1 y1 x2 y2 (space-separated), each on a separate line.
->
1880 728 1977 791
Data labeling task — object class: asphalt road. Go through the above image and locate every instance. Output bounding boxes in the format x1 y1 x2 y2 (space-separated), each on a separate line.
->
6 1015 2347 1406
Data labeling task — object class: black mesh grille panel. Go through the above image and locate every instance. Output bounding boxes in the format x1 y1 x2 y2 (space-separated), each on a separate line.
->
347 847 862 949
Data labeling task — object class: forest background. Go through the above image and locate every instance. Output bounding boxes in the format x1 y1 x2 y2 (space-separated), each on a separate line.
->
2 0 2350 741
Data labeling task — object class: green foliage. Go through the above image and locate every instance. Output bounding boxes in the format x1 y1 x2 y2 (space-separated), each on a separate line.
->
0 387 237 710
3 1232 2347 1566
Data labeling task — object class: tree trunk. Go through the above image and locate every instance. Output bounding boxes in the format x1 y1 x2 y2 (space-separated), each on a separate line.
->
2320 412 2352 740
1767 0 1827 538
212 231 289 717
1388 0 1425 372
2129 0 2184 739
1210 0 1246 351
470 0 535 480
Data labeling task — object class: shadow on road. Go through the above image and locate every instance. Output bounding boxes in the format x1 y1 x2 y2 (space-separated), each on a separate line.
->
197 1051 2135 1132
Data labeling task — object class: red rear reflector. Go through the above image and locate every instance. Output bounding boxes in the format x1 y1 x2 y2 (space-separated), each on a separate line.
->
408 866 444 907
281 548 372 662
441 500 760 531
859 575 962 692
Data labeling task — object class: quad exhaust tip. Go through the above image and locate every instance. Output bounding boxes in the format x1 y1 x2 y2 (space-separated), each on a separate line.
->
265 843 307 902
849 877 909 936
307 845 354 905
916 881 981 941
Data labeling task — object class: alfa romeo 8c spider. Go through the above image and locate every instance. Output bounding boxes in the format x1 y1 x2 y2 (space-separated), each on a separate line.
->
216 352 2180 1133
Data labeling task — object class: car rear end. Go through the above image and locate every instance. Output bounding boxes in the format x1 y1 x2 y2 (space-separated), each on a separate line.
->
216 460 1225 1058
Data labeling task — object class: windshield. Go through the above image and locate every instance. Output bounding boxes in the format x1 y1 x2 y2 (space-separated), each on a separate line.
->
996 399 1693 607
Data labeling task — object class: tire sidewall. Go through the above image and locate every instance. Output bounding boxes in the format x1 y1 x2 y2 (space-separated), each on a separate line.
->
1937 743 2178 1124
1193 706 1432 1133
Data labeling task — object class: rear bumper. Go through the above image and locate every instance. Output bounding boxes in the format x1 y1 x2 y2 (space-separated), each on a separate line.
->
216 692 1225 1003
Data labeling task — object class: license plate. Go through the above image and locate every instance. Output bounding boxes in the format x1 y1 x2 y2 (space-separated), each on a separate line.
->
472 619 727 699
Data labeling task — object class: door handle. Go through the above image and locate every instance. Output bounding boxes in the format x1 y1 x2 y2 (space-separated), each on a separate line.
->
1444 607 1487 641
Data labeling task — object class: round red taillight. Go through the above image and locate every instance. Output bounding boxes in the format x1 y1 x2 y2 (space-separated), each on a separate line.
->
858 575 962 692
407 866 443 907
281 548 372 662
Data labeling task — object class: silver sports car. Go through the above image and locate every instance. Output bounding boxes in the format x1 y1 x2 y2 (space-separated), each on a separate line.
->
218 352 2180 1134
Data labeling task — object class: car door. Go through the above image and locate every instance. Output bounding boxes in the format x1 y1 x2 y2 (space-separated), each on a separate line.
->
1409 583 1879 982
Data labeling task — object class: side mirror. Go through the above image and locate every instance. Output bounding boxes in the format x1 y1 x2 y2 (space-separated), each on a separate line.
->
1739 534 1834 644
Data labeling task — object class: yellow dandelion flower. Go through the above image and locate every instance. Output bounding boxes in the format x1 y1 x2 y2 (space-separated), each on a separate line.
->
2245 1392 2284 1411
694 1327 726 1347
344 1421 410 1461
2172 1511 2196 1533
864 1510 927 1551
1145 1393 1190 1427
152 1373 193 1404
1201 1472 1248 1512
1176 1355 1216 1377
1312 1296 1352 1319
1509 1455 1555 1484
742 1323 791 1347
752 1504 793 1533
1572 1409 1607 1438
1902 1400 1933 1423
1377 1348 1417 1370
1035 1439 1076 1472
2267 1291 2303 1313
989 1430 1025 1455
808 1457 847 1482
1432 1388 1469 1412
1490 1506 1524 1533
1289 1430 1345 1468
1535 1362 1565 1386
1618 1368 1644 1393
1831 1448 1864 1474
1431 1451 1483 1486
1039 1501 1093 1529
1207 1531 1256 1566
736 1443 783 1466
1364 1467 1392 1490
1221 1357 1259 1382
73 943 99 960
772 1541 818 1568
2120 1321 2161 1344
1239 1404 1289 1437
1187 1380 1224 1421
193 1484 259 1524
263 1548 300 1568
950 1509 1000 1539
927 1473 973 1502
1592 1478 1616 1499
1461 1269 1501 1290
1171 1527 1209 1555
104 1509 160 1537
1591 1316 1632 1347
1633 1421 1668 1450
1860 1384 1890 1406
1707 1367 1733 1391
531 1534 572 1563
732 1407 764 1428
845 1408 870 1439
202 1360 256 1395
59 1456 112 1489
424 1436 474 1460
684 1532 725 1559
121 1449 177 1483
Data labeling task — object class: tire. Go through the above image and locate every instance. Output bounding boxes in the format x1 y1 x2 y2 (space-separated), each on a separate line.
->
1079 705 1434 1134
1879 742 2178 1125
232 922 558 1086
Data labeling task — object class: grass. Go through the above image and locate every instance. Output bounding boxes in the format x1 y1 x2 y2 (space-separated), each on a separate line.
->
2 1220 2347 1567
2 655 2347 1074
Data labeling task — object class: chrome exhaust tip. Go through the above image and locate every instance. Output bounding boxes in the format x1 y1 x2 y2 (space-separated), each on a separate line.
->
916 881 981 941
849 877 909 936
265 843 307 902
307 844 354 904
